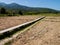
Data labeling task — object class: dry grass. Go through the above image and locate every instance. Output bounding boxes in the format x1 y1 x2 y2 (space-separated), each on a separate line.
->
0 16 40 30
10 16 60 45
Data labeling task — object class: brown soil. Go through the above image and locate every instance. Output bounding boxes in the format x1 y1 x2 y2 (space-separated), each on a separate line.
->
10 16 60 45
0 16 39 30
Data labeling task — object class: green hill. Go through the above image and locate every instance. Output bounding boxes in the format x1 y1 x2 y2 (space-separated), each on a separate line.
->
0 3 60 16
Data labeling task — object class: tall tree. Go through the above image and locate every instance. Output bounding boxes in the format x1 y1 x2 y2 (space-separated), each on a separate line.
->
19 10 23 15
0 8 6 14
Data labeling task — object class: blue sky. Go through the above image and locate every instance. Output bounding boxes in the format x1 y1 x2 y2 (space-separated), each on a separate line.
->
0 0 60 10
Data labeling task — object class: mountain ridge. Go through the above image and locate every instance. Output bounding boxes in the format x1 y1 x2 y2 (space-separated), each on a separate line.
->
0 2 60 14
0 2 57 10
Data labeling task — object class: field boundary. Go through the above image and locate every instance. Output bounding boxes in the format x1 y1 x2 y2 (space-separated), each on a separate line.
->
0 16 45 40
4 16 43 45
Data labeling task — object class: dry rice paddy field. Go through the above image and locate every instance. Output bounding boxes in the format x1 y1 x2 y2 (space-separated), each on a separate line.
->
0 15 60 45
9 16 60 45
0 16 40 30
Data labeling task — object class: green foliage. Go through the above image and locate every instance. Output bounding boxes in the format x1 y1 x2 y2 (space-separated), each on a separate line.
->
19 10 23 15
0 7 60 17
0 7 7 14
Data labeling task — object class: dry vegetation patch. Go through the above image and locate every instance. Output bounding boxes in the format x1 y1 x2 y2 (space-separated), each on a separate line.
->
10 16 60 45
0 16 40 30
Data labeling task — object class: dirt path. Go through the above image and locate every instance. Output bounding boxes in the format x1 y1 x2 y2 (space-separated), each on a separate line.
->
9 16 60 45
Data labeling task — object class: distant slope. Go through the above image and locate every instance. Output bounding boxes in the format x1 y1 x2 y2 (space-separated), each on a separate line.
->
0 3 30 10
0 2 60 14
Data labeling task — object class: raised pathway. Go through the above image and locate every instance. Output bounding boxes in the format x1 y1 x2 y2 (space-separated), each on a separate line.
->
10 17 60 45
0 17 45 45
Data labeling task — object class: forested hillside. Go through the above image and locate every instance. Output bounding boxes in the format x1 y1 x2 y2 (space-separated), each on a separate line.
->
0 3 60 16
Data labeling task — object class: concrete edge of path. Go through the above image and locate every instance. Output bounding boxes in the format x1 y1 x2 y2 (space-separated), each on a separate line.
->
0 16 45 35
0 16 45 45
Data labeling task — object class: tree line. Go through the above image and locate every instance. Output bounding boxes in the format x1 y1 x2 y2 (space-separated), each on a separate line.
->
0 7 23 16
0 7 60 16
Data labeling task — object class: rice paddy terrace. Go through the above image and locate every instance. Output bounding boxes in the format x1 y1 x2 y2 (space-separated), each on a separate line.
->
0 16 40 30
0 16 60 45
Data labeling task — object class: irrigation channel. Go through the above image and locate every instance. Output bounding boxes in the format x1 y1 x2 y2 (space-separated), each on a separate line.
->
0 16 45 45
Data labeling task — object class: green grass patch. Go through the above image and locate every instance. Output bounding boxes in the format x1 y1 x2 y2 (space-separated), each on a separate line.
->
37 13 60 17
0 13 60 17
